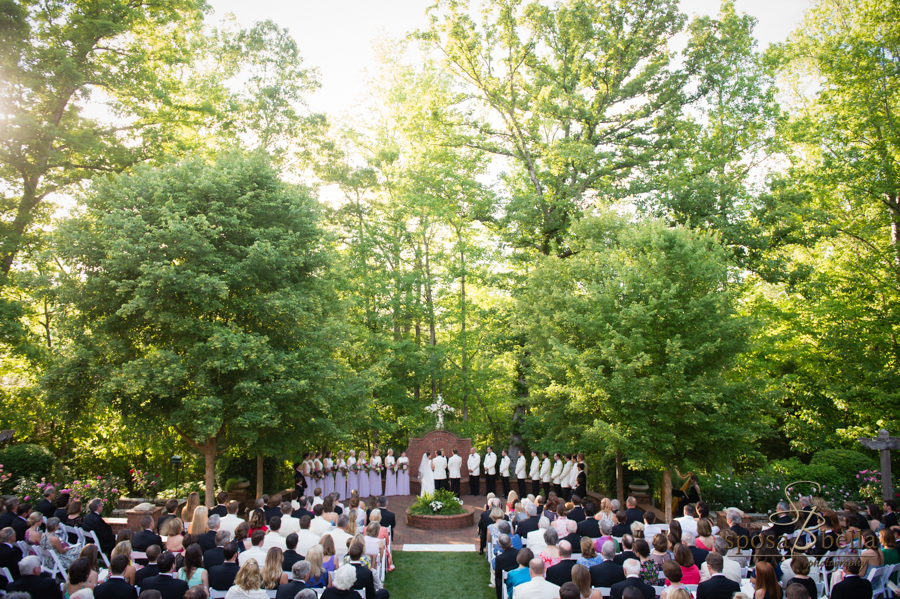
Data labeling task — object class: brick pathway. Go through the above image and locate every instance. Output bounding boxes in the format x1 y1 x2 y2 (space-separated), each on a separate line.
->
382 494 485 550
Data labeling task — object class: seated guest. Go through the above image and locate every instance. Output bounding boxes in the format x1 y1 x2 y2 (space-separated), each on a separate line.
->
643 512 664 539
42 517 83 570
546 540 577 586
265 495 284 524
263 517 288 551
321 564 360 599
589 541 625 588
0 499 17 530
10 503 30 543
220 501 244 535
516 501 541 539
140 551 189 599
305 545 332 588
164 518 184 554
204 529 232 569
320 534 338 572
54 492 71 524
552 504 571 537
610 558 654 599
322 514 354 559
632 539 660 586
595 520 618 554
726 509 750 552
567 496 586 523
753 561 784 599
624 498 643 527
696 553 740 599
699 537 740 583
156 499 179 536
344 542 389 599
612 511 631 537
292 496 314 521
279 502 300 537
498 520 523 551
571 564 602 599
614 535 637 565
65 557 96 597
248 509 268 535
659 560 688 599
576 503 602 538
261 547 289 589
675 505 698 536
577 537 603 568
93 553 136 599
494 534 520 599
78 544 102 585
110 541 138 584
8 555 63 598
82 498 116 555
275 560 311 599
133 515 163 554
783 554 816 599
786 583 811 599
226 557 269 599
295 516 321 556
696 518 715 552
672 544 700 584
36 487 58 520
309 504 333 536
560 520 580 551
135 545 162 586
512 557 560 599
239 530 268 566
177 544 208 590
0 527 21 587
210 492 229 518
720 529 748 568
282 533 303 571
198 514 220 552
682 532 708 567
527 517 551 553
539 527 561 568
209 542 241 591
507 548 536 599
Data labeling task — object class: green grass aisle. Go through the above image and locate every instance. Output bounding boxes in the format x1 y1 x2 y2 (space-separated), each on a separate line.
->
388 551 497 599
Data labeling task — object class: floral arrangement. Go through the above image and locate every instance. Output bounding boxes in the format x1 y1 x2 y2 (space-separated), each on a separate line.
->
313 469 324 480
340 465 349 474
409 489 466 516
0 465 11 490
359 462 369 473
15 474 125 516
858 470 882 504
399 463 408 472
129 469 161 499
700 471 860 514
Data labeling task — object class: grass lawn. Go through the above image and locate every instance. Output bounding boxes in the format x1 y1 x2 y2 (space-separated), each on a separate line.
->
387 551 497 599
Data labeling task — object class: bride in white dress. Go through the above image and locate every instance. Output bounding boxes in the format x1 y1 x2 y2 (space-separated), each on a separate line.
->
418 452 435 497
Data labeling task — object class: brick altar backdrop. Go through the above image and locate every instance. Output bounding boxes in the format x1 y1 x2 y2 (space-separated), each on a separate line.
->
406 430 473 495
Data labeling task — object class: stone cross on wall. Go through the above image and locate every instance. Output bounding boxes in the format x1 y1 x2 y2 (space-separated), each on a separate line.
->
859 429 900 502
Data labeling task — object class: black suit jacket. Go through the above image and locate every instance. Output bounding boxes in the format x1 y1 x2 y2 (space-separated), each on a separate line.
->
11 516 27 543
697 574 742 599
613 550 637 566
612 523 631 537
567 507 586 522
546 558 578 586
886 512 898 528
209 562 240 591
276 579 309 599
209 505 227 518
203 547 225 569
515 515 540 538
292 508 314 520
624 508 644 526
478 509 493 534
197 530 217 552
561 532 582 551
576 518 601 538
83 510 116 554
36 499 56 520
156 513 177 535
134 564 159 586
0 512 15 529
830 575 873 599
264 506 282 524
730 524 751 551
380 509 397 537
54 508 69 523
494 547 520 599
349 561 377 599
771 514 794 537
94 576 138 599
689 545 709 567
283 549 303 571
9 574 63 598
0 543 22 581
139 573 190 599
611 577 654 599
132 529 163 553
589 560 626 588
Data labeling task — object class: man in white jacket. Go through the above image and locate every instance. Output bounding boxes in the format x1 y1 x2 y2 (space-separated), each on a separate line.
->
484 446 497 496
540 451 552 497
468 447 482 496
530 451 541 496
550 453 564 497
448 449 463 497
560 454 573 501
515 450 528 498
499 449 511 497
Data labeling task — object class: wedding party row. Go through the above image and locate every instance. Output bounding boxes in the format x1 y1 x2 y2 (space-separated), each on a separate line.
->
294 450 411 499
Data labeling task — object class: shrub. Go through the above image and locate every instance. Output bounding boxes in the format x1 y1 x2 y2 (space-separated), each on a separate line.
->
409 489 466 515
0 444 55 490
769 459 842 488
811 449 876 484
14 473 125 516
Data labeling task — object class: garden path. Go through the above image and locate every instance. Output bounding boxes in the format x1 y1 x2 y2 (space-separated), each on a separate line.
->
384 493 481 550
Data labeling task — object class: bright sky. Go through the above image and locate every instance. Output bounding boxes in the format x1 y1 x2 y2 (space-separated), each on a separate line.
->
206 0 811 116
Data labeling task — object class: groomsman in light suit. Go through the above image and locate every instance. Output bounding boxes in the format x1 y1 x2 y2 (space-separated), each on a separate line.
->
448 450 463 498
499 450 511 497
515 450 528 498
468 447 481 496
433 450 449 491
540 451 552 497
484 447 497 496
530 451 541 496
560 454 573 501
551 453 564 497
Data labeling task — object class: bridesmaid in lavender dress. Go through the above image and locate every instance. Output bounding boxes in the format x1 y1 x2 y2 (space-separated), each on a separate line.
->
369 450 383 497
335 450 347 499
323 450 334 496
384 449 397 497
397 451 410 495
358 451 370 498
347 450 358 496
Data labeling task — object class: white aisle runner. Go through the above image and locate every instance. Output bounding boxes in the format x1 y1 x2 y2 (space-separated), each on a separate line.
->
401 544 477 552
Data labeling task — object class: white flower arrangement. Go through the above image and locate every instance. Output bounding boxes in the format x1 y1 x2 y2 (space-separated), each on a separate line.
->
430 501 444 512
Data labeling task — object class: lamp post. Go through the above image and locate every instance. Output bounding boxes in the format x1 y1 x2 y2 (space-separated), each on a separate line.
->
171 455 182 497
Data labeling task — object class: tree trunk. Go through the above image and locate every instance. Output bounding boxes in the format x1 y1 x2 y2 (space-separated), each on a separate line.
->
204 439 217 507
422 226 438 403
256 455 264 499
456 223 469 421
616 450 625 506
663 469 673 522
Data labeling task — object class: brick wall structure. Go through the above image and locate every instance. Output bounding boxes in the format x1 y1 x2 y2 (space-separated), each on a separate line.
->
406 430 475 496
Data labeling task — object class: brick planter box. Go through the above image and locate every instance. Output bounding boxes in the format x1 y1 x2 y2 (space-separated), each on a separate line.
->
406 508 475 530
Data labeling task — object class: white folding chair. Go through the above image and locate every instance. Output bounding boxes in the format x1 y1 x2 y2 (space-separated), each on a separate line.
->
266 591 277 598
209 590 228 599
652 586 666 597
685 584 699 594
47 547 69 581
1 567 13 584
16 541 30 556
86 529 111 568
591 588 612 597
357 589 366 598
868 565 886 598
501 569 508 599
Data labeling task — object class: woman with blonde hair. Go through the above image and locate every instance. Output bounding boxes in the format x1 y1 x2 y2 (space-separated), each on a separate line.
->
305 545 332 588
598 497 616 525
260 547 288 589
187 506 208 536
110 540 137 583
577 537 602 568
225 558 268 598
181 492 200 531
166 518 185 553
345 509 359 536
506 490 519 514
367 509 393 571
364 522 386 568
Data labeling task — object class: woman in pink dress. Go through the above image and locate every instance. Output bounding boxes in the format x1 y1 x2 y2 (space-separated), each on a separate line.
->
369 450 383 497
384 449 397 496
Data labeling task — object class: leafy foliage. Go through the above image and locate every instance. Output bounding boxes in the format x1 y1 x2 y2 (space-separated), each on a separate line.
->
409 489 466 515
0 444 55 490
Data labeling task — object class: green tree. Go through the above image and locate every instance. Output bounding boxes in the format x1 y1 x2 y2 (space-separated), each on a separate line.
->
519 212 768 517
52 152 340 504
